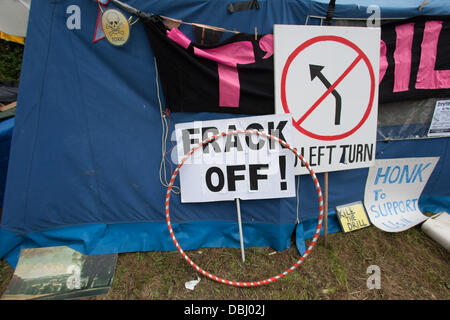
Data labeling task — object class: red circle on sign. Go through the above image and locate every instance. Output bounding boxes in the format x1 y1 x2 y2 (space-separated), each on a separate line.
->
280 35 376 141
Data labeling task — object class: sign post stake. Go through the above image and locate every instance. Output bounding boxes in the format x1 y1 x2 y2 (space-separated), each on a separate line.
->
235 198 245 263
324 172 329 247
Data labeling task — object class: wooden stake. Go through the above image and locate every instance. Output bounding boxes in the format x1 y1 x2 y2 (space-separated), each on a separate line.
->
235 198 245 262
324 172 329 247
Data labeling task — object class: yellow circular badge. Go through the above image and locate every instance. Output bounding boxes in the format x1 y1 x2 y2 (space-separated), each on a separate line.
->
101 9 130 46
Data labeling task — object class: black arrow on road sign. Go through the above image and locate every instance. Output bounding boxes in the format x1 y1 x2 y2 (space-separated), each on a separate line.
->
309 64 342 125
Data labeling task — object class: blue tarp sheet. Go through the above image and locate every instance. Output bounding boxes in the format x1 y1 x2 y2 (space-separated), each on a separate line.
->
309 0 450 19
0 118 14 206
1 0 449 268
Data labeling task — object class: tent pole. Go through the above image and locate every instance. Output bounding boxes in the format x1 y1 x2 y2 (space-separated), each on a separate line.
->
324 172 329 247
235 198 245 262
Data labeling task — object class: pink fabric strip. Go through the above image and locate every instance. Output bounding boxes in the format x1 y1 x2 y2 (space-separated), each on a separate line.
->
166 27 256 108
416 20 450 89
393 23 414 92
193 41 255 66
379 39 388 83
259 34 274 59
166 28 191 49
194 42 255 107
217 64 240 107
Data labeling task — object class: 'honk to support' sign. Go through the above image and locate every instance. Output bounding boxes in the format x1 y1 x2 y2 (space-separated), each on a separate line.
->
174 114 296 203
364 157 439 232
373 162 433 185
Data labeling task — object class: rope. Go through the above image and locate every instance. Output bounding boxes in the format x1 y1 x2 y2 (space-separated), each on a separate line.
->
154 57 180 194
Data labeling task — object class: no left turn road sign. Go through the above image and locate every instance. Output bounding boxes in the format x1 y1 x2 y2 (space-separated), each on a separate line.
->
281 35 376 141
275 25 380 174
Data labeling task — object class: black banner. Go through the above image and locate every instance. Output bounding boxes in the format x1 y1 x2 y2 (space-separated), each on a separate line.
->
142 15 274 115
143 15 450 114
379 15 450 103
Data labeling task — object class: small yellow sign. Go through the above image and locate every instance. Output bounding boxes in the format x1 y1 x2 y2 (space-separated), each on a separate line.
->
335 201 371 233
101 9 130 46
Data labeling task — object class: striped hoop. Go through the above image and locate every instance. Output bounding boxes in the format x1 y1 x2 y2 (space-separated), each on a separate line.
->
165 129 324 287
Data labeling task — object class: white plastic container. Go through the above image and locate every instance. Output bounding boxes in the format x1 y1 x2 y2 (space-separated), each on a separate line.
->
421 212 450 252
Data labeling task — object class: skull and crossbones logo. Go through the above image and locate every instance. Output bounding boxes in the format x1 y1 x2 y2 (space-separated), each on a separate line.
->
104 11 125 36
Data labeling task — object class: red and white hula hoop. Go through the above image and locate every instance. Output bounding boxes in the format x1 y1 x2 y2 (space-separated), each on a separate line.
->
165 129 324 287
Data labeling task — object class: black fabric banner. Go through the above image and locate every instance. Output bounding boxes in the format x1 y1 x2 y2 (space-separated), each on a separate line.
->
143 15 450 115
379 15 450 103
142 15 274 115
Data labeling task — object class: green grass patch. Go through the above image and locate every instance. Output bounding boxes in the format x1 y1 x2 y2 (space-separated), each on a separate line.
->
0 39 23 82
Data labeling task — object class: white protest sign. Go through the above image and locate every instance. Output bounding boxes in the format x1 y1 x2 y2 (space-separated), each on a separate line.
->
428 100 450 137
364 157 439 232
175 114 295 203
274 25 380 175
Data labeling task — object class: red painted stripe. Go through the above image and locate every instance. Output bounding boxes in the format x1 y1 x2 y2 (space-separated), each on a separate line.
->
295 54 363 127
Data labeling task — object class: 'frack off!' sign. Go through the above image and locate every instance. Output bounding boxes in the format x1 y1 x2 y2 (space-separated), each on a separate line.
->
175 114 295 203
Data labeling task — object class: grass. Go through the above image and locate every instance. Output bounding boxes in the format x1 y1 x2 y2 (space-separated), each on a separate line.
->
98 226 450 300
2 224 447 300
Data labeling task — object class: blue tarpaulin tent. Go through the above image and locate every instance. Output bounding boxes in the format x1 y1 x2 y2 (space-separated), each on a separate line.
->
1 0 449 268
